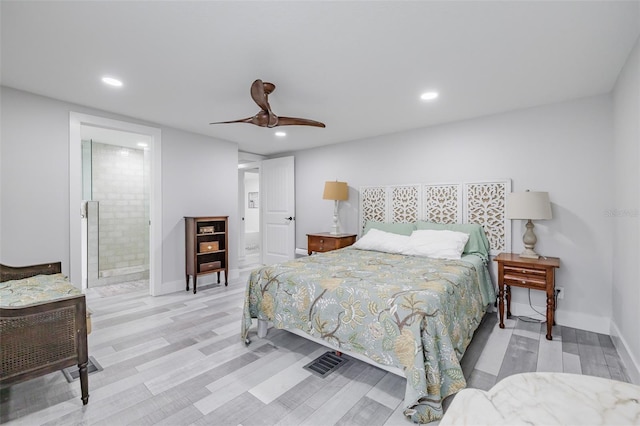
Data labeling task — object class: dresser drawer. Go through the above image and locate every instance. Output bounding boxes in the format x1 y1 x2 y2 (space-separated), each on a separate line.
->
199 241 219 253
200 261 221 272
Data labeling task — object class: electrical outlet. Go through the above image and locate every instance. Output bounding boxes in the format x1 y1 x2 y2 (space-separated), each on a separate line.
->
556 287 564 300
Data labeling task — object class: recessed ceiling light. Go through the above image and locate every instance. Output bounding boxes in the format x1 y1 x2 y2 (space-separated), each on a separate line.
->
102 76 123 87
420 91 439 101
275 131 286 137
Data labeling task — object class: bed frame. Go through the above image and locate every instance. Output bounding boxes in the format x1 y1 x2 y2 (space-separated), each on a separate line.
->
0 262 89 405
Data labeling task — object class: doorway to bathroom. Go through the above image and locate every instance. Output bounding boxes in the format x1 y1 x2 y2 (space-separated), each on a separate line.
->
238 167 261 270
81 128 151 287
69 112 162 295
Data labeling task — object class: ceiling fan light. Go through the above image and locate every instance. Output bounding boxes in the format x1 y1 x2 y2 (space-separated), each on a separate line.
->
420 91 439 101
275 131 287 137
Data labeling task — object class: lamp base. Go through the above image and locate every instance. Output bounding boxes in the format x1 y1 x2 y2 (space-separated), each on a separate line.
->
519 248 540 259
520 220 540 258
330 200 340 235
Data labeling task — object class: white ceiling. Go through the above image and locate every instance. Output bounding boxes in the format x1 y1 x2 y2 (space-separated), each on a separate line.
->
2 1 638 156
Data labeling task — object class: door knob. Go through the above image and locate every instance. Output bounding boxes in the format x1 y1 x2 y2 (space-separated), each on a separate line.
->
285 216 294 221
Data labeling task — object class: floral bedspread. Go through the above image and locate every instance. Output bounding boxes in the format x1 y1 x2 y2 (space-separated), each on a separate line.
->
241 247 492 423
0 273 81 307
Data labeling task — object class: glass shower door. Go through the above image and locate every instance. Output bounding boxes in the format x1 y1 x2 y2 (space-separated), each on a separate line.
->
82 138 150 287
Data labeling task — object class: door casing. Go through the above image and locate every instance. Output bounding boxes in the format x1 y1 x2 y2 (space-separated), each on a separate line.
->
69 112 163 295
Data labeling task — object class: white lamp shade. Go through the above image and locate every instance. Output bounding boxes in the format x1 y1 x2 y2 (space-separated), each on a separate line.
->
506 191 552 220
323 181 348 201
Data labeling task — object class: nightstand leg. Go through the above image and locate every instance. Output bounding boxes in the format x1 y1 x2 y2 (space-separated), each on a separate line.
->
193 276 197 294
506 285 512 318
546 292 555 340
498 285 505 329
186 274 189 291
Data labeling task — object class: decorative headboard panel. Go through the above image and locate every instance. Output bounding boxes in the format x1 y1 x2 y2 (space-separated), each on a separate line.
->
359 179 511 256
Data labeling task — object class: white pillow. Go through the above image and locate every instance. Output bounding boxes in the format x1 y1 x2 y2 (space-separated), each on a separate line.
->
352 228 410 254
402 229 470 260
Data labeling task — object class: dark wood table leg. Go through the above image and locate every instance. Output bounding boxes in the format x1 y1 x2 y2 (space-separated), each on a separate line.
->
506 285 512 318
546 292 555 340
498 284 505 329
217 271 221 284
186 274 190 291
193 275 197 294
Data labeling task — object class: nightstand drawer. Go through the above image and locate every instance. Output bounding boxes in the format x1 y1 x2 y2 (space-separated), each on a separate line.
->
503 265 546 277
504 273 546 289
308 238 329 252
307 233 357 254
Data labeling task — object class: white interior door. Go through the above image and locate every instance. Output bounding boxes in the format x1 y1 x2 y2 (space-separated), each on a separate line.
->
261 156 295 265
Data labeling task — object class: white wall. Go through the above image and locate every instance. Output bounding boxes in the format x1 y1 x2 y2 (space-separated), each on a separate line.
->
612 35 640 384
292 95 615 336
0 87 239 293
160 126 238 292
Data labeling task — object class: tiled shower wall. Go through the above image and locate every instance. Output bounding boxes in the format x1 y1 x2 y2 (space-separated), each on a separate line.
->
91 142 149 277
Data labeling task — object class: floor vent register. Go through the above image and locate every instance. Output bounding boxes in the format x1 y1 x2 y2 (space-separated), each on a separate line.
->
303 351 349 378
62 356 103 383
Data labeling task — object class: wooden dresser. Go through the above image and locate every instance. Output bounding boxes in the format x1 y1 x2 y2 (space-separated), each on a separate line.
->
307 232 357 255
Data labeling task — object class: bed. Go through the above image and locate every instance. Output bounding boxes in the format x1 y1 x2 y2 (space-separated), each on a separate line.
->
242 180 510 423
0 262 89 405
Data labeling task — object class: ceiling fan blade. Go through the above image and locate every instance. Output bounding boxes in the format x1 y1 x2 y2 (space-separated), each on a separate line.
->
209 117 254 125
250 80 270 111
250 79 277 127
276 116 326 128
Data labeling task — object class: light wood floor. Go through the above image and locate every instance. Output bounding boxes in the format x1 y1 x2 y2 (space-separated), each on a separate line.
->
0 270 631 426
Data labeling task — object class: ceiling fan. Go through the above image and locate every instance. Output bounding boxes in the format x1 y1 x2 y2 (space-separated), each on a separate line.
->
210 79 325 129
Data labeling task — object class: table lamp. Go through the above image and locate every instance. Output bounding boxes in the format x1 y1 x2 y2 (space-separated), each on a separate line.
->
506 190 552 258
323 181 348 235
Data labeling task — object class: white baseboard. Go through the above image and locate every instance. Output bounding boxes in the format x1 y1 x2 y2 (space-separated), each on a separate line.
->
610 321 640 385
295 248 309 257
508 301 610 334
158 279 184 295
229 268 240 280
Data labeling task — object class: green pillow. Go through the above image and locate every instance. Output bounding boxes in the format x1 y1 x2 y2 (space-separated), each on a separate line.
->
415 221 490 260
363 221 416 236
